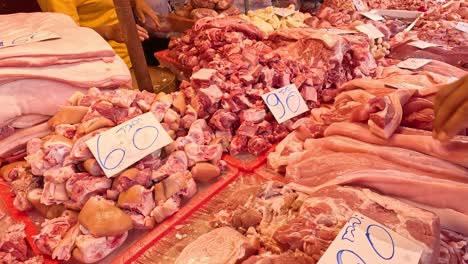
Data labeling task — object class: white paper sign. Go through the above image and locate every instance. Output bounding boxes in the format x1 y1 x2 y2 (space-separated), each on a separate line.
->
321 28 358 35
191 69 217 81
360 11 385 21
455 22 468 33
374 9 423 19
0 31 60 49
408 40 439 49
385 82 423 90
274 7 296 17
318 213 423 264
86 112 172 177
356 24 385 39
397 58 432 70
353 0 367 11
262 84 308 124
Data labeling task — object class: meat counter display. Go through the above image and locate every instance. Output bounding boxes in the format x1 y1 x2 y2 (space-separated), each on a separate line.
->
0 0 467 263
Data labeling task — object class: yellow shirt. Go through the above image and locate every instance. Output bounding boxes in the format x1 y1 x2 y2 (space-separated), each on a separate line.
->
37 0 132 68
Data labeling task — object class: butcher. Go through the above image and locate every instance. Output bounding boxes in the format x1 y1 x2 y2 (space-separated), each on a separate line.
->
37 0 160 69
434 74 468 141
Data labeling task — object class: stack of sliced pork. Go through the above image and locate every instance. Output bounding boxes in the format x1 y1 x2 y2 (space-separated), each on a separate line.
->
0 12 131 160
267 62 468 262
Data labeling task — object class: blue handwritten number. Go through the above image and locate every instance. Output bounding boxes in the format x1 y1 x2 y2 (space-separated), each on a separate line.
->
133 126 159 150
341 216 363 243
12 34 31 45
266 93 285 119
286 91 300 113
96 135 125 170
336 249 367 264
366 224 395 260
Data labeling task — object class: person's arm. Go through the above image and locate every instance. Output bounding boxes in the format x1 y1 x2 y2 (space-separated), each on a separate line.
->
433 75 468 141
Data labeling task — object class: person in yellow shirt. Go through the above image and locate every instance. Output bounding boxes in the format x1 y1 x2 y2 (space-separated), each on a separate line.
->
37 0 160 69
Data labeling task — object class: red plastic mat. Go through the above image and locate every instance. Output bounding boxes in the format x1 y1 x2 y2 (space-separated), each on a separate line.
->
118 172 281 264
112 166 239 264
154 50 192 81
222 144 277 172
0 180 58 264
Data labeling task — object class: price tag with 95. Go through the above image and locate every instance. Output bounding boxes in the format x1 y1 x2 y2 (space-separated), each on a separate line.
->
317 212 423 264
86 112 173 177
262 84 309 124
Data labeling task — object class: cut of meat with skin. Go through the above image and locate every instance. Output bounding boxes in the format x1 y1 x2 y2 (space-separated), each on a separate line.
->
324 122 468 168
65 173 112 209
52 223 80 261
73 232 128 264
297 169 468 216
368 89 416 139
152 151 188 181
33 214 77 256
0 56 131 89
0 13 116 67
298 136 468 183
0 123 51 158
280 185 440 264
175 227 255 264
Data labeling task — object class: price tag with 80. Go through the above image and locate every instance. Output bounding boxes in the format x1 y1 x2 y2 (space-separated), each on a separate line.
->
317 212 423 264
86 112 173 177
262 84 309 124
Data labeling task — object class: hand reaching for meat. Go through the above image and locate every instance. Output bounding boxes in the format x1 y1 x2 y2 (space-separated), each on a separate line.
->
132 0 161 31
99 23 149 43
104 24 149 43
433 75 468 141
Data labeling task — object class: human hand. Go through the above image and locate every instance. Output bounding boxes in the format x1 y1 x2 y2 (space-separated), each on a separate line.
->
433 75 468 141
132 0 160 30
105 23 149 43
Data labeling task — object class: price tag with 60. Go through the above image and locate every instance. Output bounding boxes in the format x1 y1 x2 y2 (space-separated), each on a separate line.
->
262 84 308 124
86 112 172 177
318 212 423 264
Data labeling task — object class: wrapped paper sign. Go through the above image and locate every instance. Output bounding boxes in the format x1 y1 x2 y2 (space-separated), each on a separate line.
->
455 22 468 33
360 11 385 21
356 24 385 39
408 40 440 49
0 31 60 49
397 58 432 70
318 212 423 264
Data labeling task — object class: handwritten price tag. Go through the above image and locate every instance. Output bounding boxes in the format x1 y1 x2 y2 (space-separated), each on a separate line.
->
408 40 440 49
318 213 423 264
86 112 172 177
355 24 384 39
455 22 468 33
360 11 384 21
262 84 308 124
353 0 367 11
0 31 60 49
397 58 432 70
374 9 423 19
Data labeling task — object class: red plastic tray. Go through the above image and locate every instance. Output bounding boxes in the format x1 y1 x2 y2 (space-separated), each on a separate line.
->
154 50 192 81
0 180 58 264
111 166 239 264
119 172 286 264
222 144 277 172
